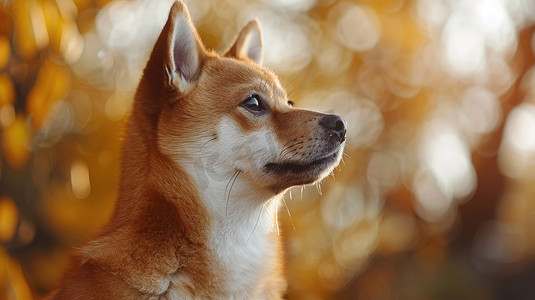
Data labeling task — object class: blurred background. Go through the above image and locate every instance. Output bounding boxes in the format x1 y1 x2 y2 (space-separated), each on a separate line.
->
1 0 535 299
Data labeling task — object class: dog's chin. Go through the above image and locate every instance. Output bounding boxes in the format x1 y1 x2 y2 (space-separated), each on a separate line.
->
263 148 343 194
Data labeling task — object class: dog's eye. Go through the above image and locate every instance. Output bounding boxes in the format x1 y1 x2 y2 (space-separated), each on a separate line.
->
287 100 294 107
241 94 264 113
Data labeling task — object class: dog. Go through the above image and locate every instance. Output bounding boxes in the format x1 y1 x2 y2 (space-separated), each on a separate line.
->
47 1 346 299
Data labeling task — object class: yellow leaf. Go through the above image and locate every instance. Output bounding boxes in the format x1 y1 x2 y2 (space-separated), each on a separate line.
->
0 197 18 242
2 114 31 168
43 0 62 54
26 60 70 129
11 0 48 57
0 248 33 300
0 36 9 69
0 73 15 107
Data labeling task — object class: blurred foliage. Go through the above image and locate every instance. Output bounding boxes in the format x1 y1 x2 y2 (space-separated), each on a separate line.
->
1 0 535 299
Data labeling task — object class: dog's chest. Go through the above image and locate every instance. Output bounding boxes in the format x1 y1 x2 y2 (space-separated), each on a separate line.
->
208 211 277 295
162 215 278 300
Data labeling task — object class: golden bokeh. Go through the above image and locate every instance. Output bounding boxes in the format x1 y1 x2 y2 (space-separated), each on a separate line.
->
2 115 31 169
1 0 535 299
0 197 18 242
0 36 10 69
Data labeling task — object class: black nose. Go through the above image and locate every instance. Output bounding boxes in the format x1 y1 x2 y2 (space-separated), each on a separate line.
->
319 114 346 143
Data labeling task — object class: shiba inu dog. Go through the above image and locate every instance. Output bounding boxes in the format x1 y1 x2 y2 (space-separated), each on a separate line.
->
48 1 346 299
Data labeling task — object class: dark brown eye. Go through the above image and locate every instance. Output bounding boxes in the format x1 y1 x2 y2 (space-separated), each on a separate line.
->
241 94 264 113
287 100 294 107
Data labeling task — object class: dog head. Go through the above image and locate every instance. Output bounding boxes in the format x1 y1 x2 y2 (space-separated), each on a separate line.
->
137 1 346 196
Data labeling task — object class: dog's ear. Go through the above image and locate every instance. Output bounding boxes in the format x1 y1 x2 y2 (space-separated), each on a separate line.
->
153 0 206 93
224 20 263 65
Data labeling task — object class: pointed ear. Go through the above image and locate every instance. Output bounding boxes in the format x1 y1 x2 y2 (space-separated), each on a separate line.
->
160 1 206 93
224 20 263 65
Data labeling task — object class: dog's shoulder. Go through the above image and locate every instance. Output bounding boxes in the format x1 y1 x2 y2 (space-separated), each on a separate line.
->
73 192 212 297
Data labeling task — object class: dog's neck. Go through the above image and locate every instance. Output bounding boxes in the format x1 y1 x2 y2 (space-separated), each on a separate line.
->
165 152 282 296
180 151 282 238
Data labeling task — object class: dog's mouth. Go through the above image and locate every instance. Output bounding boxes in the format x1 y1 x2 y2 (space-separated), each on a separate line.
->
261 133 345 192
264 150 340 175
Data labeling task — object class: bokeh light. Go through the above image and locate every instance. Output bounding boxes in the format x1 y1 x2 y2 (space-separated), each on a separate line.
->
1 0 535 299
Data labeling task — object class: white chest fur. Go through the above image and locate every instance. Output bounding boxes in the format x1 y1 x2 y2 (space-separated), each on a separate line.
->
208 196 280 296
161 116 286 298
160 194 281 300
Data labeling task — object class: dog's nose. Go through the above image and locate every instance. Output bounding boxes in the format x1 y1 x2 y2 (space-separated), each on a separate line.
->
320 114 347 143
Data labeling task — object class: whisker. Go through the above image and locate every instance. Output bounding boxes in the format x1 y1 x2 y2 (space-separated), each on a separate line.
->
280 138 298 152
275 203 280 236
285 76 300 99
285 151 301 162
282 198 300 237
316 182 323 196
246 206 264 245
262 199 275 220
278 140 304 163
225 170 241 217
342 152 351 164
285 140 304 151
199 136 217 159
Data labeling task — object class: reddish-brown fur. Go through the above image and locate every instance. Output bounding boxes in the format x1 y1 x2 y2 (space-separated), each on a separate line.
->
47 1 344 298
47 3 218 299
